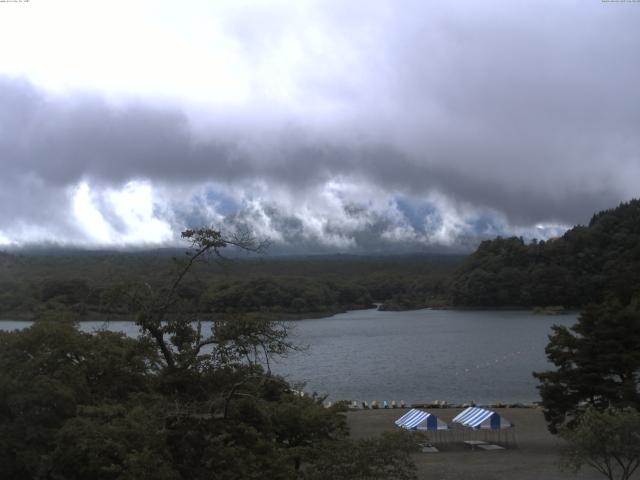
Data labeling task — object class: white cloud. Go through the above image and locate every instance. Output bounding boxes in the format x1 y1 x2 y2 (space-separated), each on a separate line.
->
70 180 173 246
0 1 635 250
0 231 12 246
0 1 252 107
0 175 570 250
72 182 114 243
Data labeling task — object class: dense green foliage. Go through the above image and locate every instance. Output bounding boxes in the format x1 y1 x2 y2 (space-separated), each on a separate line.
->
0 321 158 479
533 299 640 433
0 320 353 479
560 407 640 480
0 230 422 479
451 199 640 307
0 251 460 319
301 431 422 480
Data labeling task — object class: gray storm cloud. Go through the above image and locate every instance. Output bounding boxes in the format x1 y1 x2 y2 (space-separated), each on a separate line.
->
0 0 639 250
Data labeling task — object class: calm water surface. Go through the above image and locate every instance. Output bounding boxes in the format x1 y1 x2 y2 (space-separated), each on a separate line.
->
0 309 576 404
272 309 576 404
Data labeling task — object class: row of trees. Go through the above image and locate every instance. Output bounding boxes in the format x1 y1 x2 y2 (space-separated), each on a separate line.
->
1 277 375 319
0 251 460 319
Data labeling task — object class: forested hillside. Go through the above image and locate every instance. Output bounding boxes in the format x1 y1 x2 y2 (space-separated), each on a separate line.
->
450 199 640 308
0 252 460 320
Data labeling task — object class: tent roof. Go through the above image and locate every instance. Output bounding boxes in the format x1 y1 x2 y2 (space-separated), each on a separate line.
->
452 407 512 429
395 408 449 431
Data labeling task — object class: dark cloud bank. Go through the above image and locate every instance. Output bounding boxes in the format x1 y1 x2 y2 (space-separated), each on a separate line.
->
1 1 639 251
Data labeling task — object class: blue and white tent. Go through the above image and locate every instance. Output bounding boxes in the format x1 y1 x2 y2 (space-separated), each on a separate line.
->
452 407 512 430
395 409 449 431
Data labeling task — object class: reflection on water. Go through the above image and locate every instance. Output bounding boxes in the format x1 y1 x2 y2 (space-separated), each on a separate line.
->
0 309 576 404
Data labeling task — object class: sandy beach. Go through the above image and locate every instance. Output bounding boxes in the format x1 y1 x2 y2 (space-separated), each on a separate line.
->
347 407 631 480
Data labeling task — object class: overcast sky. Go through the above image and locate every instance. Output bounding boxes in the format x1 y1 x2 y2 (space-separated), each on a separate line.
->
0 0 638 252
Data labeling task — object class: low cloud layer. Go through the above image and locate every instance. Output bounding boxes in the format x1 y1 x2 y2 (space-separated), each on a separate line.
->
0 1 639 251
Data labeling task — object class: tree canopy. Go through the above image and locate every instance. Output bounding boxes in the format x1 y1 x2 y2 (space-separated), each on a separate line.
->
0 249 459 320
451 199 640 308
0 228 422 479
560 407 640 480
533 298 640 433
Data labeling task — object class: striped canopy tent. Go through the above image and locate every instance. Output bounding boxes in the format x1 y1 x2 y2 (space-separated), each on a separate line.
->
452 407 512 430
395 409 449 431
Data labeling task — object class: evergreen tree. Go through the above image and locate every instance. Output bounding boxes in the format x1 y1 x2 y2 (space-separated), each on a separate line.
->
533 298 640 433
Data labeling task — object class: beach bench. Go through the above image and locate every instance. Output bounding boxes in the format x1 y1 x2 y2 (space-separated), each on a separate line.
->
418 442 439 453
463 440 488 451
477 444 505 451
421 445 439 453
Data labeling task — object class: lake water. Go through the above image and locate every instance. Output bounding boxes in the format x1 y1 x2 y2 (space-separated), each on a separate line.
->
0 309 576 404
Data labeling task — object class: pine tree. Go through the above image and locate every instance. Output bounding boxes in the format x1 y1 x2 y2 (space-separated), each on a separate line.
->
533 298 640 433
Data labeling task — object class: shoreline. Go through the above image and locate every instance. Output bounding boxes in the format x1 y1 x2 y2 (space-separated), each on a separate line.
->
0 305 579 323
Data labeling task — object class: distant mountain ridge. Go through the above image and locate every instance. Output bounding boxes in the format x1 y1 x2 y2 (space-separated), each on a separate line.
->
450 199 640 307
